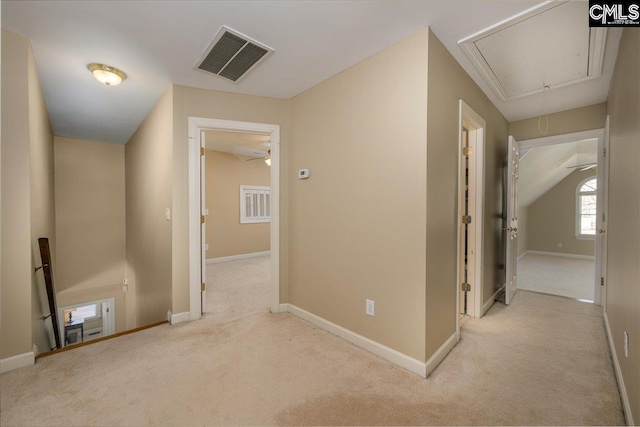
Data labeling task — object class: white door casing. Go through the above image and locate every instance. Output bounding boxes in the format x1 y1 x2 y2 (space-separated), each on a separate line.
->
188 117 281 322
200 131 207 314
505 135 519 305
595 117 610 307
456 100 486 332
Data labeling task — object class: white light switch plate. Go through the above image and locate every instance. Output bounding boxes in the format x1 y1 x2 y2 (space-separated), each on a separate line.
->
366 299 375 316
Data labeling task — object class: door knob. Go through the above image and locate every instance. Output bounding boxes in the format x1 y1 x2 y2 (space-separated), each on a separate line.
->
599 229 606 234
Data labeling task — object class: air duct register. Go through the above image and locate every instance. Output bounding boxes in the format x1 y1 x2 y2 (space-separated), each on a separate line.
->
195 26 274 83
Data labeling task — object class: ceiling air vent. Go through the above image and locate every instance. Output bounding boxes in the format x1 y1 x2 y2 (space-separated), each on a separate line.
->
195 26 274 83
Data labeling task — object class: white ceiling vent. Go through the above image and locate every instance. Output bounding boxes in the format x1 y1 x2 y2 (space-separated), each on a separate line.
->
458 1 607 101
195 26 274 83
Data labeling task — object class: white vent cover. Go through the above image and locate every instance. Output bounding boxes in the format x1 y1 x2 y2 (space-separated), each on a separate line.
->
195 26 274 82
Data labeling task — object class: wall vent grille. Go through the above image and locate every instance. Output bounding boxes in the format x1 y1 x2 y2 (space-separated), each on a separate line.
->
195 26 274 83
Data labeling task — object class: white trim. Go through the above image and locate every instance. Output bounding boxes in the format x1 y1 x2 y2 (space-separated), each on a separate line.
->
281 303 428 377
603 312 634 426
456 100 486 327
425 332 459 378
0 352 35 373
482 284 506 315
526 250 594 260
517 251 528 261
188 117 280 321
207 251 271 264
169 311 191 325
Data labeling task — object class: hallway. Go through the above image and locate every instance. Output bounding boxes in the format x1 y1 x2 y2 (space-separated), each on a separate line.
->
0 280 623 425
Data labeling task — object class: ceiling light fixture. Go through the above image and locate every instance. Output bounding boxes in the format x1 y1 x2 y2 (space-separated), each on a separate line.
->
87 63 127 86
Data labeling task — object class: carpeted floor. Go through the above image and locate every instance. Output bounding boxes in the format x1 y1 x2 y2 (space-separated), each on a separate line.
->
518 253 595 301
0 256 624 426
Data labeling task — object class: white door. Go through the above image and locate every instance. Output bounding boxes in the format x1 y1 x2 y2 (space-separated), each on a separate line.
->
595 117 610 307
200 131 207 314
505 136 520 305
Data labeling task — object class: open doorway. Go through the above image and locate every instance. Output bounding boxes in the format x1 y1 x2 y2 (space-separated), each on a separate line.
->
514 127 608 305
456 101 486 328
203 130 272 320
187 118 280 323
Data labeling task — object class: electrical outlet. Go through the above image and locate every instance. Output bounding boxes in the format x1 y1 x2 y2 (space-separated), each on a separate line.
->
366 299 375 316
624 331 629 358
165 208 171 221
557 243 562 248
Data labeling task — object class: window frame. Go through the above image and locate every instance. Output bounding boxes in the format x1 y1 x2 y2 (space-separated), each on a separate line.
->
240 185 272 224
575 176 597 239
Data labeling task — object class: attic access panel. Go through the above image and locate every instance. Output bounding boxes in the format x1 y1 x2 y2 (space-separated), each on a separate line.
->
195 26 274 83
458 1 607 101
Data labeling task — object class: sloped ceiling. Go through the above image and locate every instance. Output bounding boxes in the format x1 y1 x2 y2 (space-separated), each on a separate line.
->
204 131 270 159
519 139 597 207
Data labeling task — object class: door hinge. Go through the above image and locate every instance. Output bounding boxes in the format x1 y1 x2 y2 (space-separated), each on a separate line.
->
461 283 471 292
601 277 605 287
603 148 607 158
200 147 205 156
462 215 472 224
463 146 473 157
201 215 205 224
602 212 606 222
201 283 206 292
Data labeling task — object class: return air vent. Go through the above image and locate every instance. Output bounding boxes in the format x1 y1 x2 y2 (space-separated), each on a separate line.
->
195 26 274 83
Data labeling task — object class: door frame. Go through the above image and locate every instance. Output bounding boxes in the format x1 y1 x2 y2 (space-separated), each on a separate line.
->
518 127 606 305
456 100 486 333
187 117 281 321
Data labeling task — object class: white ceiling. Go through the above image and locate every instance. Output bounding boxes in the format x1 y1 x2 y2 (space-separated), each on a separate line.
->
1 1 621 144
519 139 597 207
204 130 270 159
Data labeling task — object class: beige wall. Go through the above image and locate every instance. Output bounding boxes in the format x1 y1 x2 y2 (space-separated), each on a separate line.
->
172 84 291 312
290 29 428 361
527 170 595 256
509 103 607 141
125 87 173 327
426 30 509 356
1 31 35 359
205 150 270 259
517 206 528 257
606 28 640 423
28 41 56 355
54 137 128 332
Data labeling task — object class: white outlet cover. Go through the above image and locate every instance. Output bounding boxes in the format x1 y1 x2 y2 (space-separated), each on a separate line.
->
366 299 375 316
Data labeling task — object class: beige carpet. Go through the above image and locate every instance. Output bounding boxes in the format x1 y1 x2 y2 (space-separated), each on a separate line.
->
518 253 595 301
0 257 624 426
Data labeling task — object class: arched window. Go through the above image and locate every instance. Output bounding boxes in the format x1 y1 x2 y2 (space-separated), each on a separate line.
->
576 177 597 238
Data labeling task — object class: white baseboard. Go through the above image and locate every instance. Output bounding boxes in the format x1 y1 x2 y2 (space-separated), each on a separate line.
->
526 250 594 260
425 331 459 377
603 312 634 426
207 251 270 264
517 251 528 261
1 352 35 374
281 303 427 377
483 284 506 315
169 311 190 325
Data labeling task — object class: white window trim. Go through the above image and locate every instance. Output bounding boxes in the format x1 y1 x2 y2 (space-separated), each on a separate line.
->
240 185 271 224
575 176 597 239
